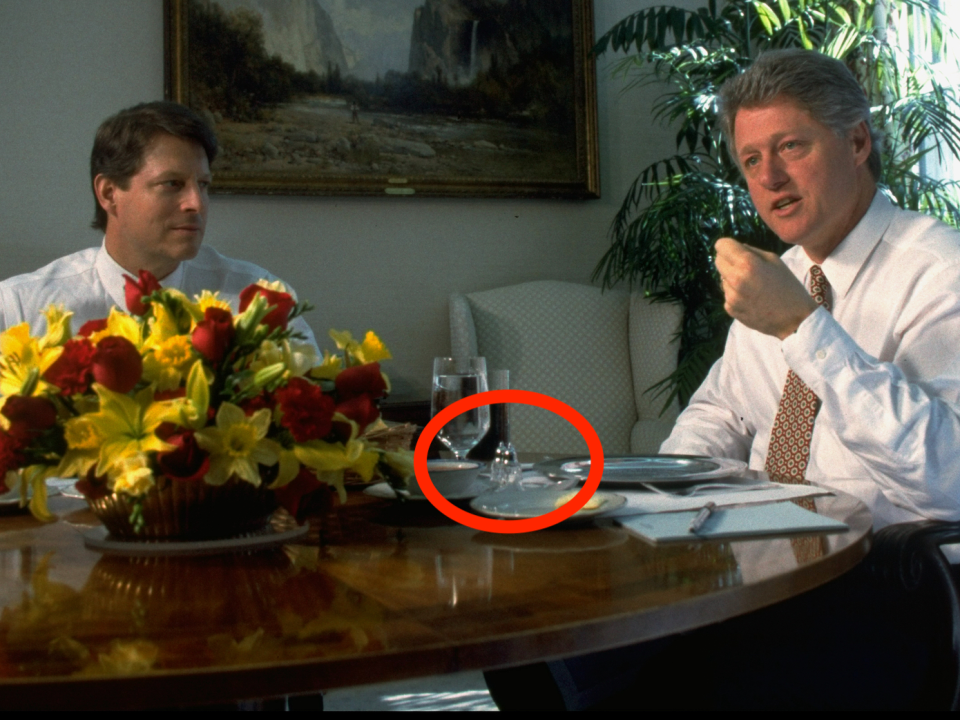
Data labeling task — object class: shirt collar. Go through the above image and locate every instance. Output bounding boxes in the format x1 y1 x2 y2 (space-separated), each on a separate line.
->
810 191 896 299
95 240 187 311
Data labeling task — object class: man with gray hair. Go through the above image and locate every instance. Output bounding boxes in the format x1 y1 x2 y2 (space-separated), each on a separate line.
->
486 48 960 710
665 47 960 531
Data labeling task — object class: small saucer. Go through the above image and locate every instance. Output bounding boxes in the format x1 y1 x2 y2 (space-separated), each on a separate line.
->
364 479 492 502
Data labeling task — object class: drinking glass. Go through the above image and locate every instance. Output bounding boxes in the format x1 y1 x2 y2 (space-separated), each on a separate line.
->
431 357 491 460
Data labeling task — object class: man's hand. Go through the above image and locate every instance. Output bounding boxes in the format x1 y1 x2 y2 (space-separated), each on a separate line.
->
715 237 818 340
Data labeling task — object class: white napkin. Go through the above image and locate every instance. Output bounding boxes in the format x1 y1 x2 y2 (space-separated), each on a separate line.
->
604 483 833 518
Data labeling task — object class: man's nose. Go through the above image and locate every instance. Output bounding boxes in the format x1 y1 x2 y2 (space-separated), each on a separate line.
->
181 180 207 212
757 156 789 189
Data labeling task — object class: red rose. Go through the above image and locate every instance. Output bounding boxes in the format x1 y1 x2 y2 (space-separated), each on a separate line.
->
2 396 58 440
43 338 96 395
192 307 235 363
239 284 296 331
335 394 379 435
92 336 143 393
275 377 335 442
335 362 388 400
124 270 162 316
78 318 108 337
156 430 210 482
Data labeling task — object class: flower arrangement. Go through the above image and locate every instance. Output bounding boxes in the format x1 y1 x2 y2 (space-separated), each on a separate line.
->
0 270 413 533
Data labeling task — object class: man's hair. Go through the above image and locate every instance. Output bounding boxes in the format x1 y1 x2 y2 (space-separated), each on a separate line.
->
90 101 218 231
718 48 881 180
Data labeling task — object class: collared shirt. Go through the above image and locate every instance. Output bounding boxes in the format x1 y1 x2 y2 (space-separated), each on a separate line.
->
661 193 960 528
0 241 318 349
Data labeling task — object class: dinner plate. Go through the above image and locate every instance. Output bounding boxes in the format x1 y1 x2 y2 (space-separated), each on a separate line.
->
0 478 72 506
364 479 492 502
82 523 309 557
470 488 627 522
533 455 748 487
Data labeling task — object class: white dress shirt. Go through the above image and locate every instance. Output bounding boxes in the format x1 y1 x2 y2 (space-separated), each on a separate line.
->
661 192 960 528
0 241 318 349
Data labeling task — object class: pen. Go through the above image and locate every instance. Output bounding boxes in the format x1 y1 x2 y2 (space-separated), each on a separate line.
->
688 501 717 534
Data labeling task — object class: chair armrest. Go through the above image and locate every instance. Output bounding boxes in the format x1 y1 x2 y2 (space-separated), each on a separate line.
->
863 520 960 710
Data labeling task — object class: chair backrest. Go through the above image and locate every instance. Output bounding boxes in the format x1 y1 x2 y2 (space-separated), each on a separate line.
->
450 280 680 455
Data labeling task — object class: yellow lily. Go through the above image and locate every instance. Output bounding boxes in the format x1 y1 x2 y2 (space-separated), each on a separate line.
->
78 385 180 477
102 307 144 348
328 329 391 366
0 323 62 397
40 305 72 349
293 437 369 502
194 403 280 486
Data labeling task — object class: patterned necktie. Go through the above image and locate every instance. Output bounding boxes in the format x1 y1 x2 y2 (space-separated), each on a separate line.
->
764 265 831 564
764 265 831 482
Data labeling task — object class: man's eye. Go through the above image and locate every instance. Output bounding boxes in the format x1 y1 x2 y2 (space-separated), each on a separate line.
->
744 156 759 167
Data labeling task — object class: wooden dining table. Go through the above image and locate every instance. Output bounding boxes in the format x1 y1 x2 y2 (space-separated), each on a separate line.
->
0 482 871 710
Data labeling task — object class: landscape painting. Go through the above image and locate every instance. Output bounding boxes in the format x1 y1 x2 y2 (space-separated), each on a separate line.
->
164 0 599 198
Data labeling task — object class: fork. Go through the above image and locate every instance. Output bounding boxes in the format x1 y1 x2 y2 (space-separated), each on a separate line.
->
640 482 779 497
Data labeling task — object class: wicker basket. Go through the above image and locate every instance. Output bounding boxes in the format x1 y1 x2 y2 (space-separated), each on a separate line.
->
86 476 278 540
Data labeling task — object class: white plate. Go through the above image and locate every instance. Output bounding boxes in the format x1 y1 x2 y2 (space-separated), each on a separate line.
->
470 488 627 521
533 455 748 487
81 523 309 556
364 479 492 502
0 478 72 506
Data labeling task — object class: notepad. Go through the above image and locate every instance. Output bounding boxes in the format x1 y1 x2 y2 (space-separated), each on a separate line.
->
618 501 849 544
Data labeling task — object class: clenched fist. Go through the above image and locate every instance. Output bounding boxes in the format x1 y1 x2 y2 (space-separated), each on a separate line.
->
715 237 818 340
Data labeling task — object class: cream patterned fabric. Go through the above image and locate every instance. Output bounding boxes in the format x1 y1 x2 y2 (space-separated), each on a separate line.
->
450 281 681 455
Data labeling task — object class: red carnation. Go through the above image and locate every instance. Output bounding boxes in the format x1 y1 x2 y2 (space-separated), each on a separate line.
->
0 428 26 483
92 336 142 393
78 318 108 337
156 430 210 482
275 377 335 442
239 284 296 331
43 338 97 395
335 394 379 436
2 396 58 440
192 307 235 363
124 270 162 316
335 362 387 400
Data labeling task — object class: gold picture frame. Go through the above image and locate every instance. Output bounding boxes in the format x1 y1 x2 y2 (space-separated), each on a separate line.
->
164 0 599 199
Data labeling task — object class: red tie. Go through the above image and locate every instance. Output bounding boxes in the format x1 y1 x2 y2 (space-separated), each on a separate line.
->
764 266 831 563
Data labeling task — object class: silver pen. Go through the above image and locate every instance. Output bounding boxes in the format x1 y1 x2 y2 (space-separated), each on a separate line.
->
688 501 717 534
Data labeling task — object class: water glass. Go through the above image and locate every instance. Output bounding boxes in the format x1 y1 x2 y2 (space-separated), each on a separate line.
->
431 357 490 460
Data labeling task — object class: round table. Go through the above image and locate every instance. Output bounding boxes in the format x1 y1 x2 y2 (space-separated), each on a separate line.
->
0 489 871 709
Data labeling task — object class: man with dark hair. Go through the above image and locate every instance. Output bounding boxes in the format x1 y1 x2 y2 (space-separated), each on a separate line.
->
487 48 960 710
0 101 317 349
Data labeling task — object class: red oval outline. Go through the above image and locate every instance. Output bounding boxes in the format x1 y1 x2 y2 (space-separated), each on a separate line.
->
413 389 604 533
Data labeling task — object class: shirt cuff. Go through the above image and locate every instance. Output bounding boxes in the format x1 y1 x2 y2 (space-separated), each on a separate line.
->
781 305 853 393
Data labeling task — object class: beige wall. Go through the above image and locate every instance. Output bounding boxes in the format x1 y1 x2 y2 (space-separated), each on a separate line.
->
0 0 680 400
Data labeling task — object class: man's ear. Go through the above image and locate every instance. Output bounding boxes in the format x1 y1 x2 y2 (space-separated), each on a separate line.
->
850 121 872 166
93 174 120 219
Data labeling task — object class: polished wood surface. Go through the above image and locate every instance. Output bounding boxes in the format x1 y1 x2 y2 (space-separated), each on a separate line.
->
0 488 871 709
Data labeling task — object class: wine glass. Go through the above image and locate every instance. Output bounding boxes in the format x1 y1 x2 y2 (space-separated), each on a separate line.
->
431 357 491 460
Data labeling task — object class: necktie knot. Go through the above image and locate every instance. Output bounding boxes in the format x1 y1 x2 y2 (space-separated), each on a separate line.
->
809 265 831 311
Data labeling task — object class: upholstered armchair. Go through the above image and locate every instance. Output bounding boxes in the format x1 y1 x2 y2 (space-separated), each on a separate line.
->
449 280 682 456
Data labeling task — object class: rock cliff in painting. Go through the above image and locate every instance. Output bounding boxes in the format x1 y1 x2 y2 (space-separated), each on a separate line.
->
408 0 571 85
213 0 348 75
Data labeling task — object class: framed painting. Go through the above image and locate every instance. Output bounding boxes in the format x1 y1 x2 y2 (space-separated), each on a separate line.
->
164 0 599 199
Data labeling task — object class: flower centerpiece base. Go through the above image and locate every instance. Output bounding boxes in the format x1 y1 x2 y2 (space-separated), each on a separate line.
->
86 476 278 541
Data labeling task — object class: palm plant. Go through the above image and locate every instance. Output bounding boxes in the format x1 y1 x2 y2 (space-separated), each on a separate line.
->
593 0 960 409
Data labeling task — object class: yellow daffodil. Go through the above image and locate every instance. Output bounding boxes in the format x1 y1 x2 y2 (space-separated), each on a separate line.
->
0 323 62 397
194 403 280 486
195 290 232 316
250 339 318 379
293 437 369 502
328 329 391 366
109 454 155 497
142 335 194 391
309 351 343 381
81 385 180 477
58 416 104 479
